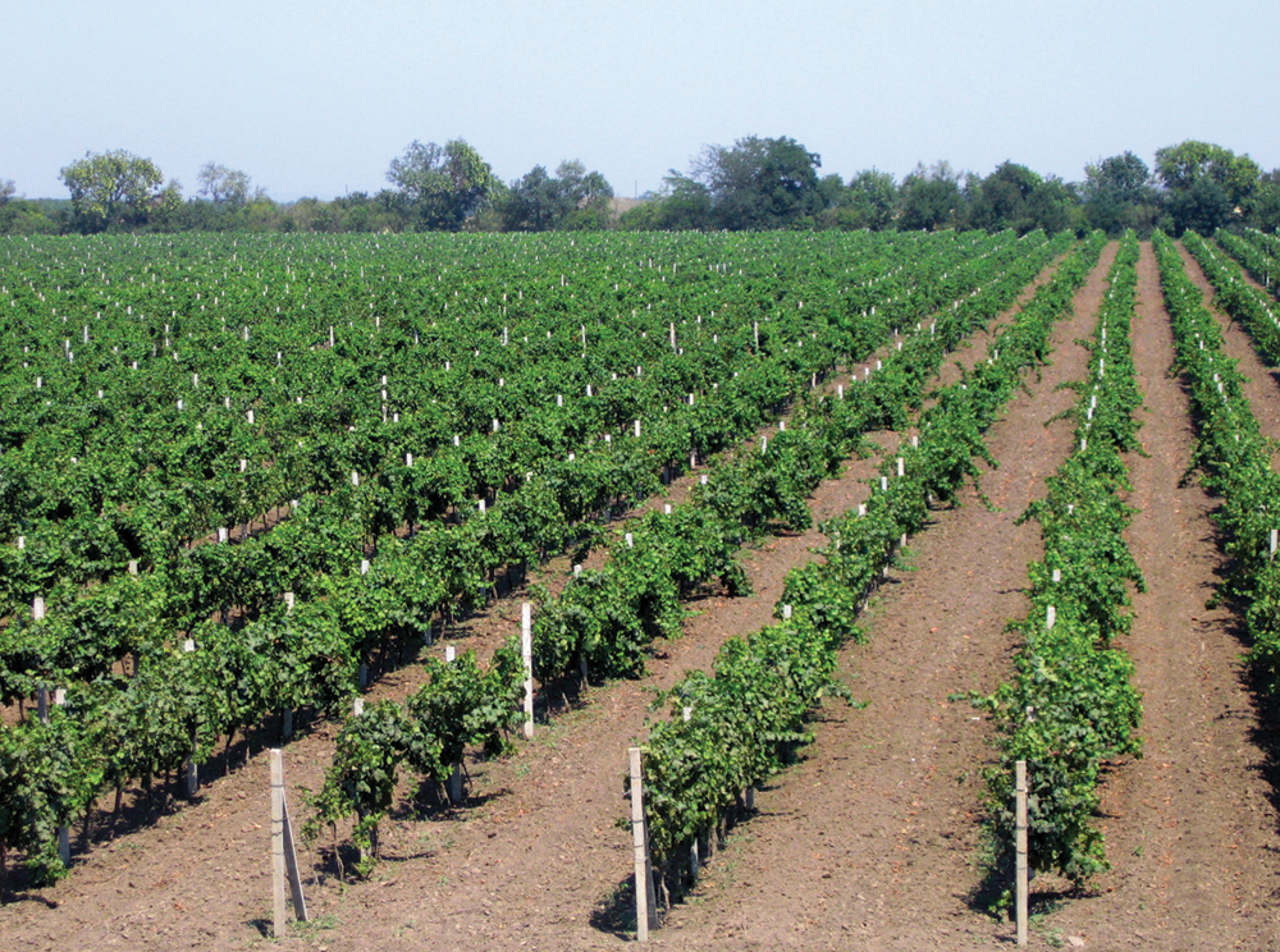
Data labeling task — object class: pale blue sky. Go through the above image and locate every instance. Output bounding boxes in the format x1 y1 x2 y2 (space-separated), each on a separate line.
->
3 0 1275 201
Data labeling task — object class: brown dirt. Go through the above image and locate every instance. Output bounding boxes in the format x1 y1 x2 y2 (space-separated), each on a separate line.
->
9 241 1280 951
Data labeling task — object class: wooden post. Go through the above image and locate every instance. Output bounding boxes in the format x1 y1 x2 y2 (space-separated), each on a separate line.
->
522 602 534 739
446 645 463 802
270 749 308 938
1046 606 1056 630
629 747 657 940
1015 760 1028 947
183 640 199 798
1270 528 1277 560
686 702 700 885
44 688 71 867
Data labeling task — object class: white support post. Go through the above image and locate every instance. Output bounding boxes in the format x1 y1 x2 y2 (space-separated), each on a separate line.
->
522 602 534 740
183 639 199 798
48 688 71 867
1016 760 1028 947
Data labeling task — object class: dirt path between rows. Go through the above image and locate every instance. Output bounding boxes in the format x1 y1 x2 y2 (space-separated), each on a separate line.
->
0 249 1073 952
637 243 1118 950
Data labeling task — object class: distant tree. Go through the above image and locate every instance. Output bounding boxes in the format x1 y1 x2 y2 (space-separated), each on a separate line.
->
59 150 171 233
620 171 713 231
0 180 60 235
966 162 1078 235
970 161 1042 233
496 160 614 231
1026 176 1082 235
693 135 824 230
387 139 496 230
1155 140 1260 234
553 160 614 229
1083 152 1156 236
898 162 965 231
847 169 898 230
1248 169 1280 233
197 162 254 209
498 165 561 231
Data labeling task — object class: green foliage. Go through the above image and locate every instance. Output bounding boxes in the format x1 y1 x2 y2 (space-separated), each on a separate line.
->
638 230 1106 898
59 149 170 233
1153 229 1280 708
1155 141 1261 235
0 227 1068 881
1186 230 1280 365
976 232 1144 893
496 160 614 232
386 139 497 230
693 135 825 230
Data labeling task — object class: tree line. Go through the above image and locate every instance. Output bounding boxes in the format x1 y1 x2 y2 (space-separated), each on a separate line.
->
2 136 1277 237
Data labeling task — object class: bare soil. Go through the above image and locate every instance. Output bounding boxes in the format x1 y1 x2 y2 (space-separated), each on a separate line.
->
6 242 1280 952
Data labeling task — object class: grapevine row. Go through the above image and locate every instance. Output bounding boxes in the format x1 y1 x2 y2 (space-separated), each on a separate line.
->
978 232 1144 894
633 232 1106 906
1153 231 1280 704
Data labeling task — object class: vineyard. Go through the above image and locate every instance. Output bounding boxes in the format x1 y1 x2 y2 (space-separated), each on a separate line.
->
2 229 1280 950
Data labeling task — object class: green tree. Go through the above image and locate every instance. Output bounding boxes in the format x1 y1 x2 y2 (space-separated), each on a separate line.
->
59 150 169 233
693 135 824 230
1083 152 1156 236
1154 140 1260 234
898 161 965 231
552 160 614 230
0 180 59 235
496 160 614 231
497 164 561 231
386 139 496 230
970 161 1042 233
1248 169 1280 233
969 162 1079 235
618 171 712 231
847 168 898 230
197 162 253 209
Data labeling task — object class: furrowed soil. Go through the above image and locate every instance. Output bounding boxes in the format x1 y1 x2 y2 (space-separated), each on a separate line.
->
5 241 1280 952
